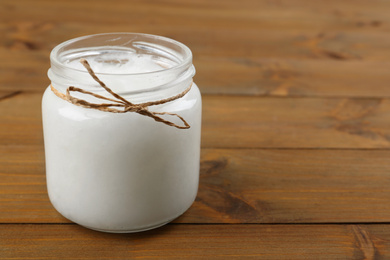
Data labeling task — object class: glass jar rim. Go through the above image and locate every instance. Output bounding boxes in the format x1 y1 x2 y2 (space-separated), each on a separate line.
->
50 32 193 76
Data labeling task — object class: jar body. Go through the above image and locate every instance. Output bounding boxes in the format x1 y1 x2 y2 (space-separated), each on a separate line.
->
42 83 201 232
42 33 201 232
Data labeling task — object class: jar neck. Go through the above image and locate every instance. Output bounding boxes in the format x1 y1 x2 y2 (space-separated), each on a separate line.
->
48 33 195 103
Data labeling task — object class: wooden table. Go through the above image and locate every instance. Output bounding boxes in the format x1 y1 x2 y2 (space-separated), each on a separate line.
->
2 0 390 258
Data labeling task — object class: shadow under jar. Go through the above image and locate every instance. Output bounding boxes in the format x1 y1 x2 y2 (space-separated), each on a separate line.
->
42 33 201 233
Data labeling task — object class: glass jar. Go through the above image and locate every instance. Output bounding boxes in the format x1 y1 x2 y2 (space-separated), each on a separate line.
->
42 33 201 233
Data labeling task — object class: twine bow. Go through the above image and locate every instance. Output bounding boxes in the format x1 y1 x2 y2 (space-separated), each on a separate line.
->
51 58 192 129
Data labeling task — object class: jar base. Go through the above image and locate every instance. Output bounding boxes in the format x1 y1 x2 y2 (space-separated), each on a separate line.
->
80 219 173 233
50 194 197 233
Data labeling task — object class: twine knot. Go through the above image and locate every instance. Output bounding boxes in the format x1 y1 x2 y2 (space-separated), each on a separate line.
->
51 59 192 129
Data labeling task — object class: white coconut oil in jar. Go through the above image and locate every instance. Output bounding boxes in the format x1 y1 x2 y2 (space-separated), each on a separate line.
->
42 33 201 233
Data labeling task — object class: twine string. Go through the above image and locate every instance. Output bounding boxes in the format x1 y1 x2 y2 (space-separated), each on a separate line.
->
50 58 192 129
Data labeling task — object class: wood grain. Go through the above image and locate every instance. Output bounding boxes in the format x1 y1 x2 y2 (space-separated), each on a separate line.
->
1 0 390 258
3 26 390 60
2 0 390 97
3 92 390 148
186 148 390 223
0 92 43 146
1 0 390 59
3 50 390 98
2 146 390 223
202 96 390 149
196 58 390 97
0 91 21 101
1 224 390 259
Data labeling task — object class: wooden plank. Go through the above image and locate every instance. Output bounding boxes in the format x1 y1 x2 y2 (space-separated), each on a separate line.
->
195 58 390 97
2 0 390 33
2 50 390 98
3 24 390 60
202 96 390 149
0 91 20 101
2 1 390 96
1 0 390 60
2 146 390 223
0 145 55 223
3 92 390 148
186 148 390 223
1 224 389 259
0 51 49 93
0 92 43 147
1 22 390 61
3 0 390 24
